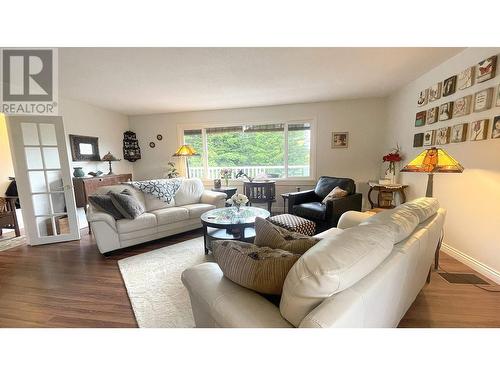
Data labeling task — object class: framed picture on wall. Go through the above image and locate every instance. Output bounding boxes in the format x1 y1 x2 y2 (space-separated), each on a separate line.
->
457 66 474 90
473 88 493 112
435 127 450 145
413 133 424 147
451 123 468 143
415 111 426 126
496 84 500 107
476 55 497 83
470 119 489 141
453 95 472 117
443 75 457 97
417 89 429 107
492 116 500 139
332 132 348 148
426 106 439 124
438 102 453 121
428 82 442 102
423 130 435 146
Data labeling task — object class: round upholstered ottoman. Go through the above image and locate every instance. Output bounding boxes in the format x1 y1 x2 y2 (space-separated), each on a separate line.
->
268 214 316 236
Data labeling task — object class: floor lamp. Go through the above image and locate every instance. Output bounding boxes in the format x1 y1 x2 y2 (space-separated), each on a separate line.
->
400 147 464 197
401 147 464 270
172 144 199 179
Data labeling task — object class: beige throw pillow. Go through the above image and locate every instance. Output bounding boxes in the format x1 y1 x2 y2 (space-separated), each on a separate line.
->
254 217 320 255
213 240 299 295
321 186 348 204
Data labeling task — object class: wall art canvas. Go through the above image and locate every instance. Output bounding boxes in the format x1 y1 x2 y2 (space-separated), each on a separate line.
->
453 95 472 117
496 84 500 107
451 123 468 143
413 133 424 147
423 130 435 146
470 119 489 141
415 111 426 127
476 55 497 83
473 88 493 112
426 106 439 124
492 116 500 139
435 127 450 145
457 66 474 90
332 132 348 148
417 89 428 107
443 75 457 97
438 102 453 121
428 83 442 102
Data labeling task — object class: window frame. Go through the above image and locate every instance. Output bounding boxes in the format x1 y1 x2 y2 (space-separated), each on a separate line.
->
177 118 316 181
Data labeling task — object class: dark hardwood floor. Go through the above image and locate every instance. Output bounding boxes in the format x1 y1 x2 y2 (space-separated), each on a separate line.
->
0 229 499 328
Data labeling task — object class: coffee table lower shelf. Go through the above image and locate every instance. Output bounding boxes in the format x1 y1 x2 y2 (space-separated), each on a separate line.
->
203 227 256 254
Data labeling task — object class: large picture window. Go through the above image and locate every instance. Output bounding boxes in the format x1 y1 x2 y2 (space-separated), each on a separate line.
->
182 122 312 179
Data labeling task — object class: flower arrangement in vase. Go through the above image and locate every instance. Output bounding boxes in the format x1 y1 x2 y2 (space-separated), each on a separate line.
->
382 145 402 184
220 169 232 186
226 193 249 212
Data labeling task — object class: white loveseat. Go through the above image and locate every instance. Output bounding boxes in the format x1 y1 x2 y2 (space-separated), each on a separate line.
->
87 178 226 254
181 198 445 328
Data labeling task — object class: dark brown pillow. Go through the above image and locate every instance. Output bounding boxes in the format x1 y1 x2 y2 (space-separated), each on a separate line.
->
254 217 320 255
88 193 124 220
213 240 299 295
109 189 145 219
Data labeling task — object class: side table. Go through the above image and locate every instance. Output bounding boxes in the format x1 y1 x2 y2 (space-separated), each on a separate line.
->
211 187 238 206
367 182 408 209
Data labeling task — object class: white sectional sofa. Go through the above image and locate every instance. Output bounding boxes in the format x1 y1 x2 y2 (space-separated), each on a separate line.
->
87 178 226 254
181 198 445 328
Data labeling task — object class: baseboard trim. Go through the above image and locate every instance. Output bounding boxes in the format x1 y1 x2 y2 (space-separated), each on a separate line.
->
441 243 500 285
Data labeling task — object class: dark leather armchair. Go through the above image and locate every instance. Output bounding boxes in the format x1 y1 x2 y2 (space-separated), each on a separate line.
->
287 176 362 232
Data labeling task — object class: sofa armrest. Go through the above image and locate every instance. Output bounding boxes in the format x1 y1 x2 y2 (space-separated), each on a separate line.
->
86 204 117 231
182 263 293 328
288 189 317 212
201 190 227 208
337 210 375 229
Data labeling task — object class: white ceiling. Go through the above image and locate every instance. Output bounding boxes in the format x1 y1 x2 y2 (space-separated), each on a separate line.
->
59 48 464 115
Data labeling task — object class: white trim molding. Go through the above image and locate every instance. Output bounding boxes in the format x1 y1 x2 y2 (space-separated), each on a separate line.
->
441 243 500 285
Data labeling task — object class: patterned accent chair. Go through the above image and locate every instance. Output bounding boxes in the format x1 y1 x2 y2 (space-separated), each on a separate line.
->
287 176 362 232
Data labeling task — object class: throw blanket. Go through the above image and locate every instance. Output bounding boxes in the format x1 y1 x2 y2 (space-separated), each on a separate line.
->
125 179 181 203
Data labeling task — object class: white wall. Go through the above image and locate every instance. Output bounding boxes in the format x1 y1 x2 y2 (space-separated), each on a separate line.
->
129 98 387 210
385 47 500 282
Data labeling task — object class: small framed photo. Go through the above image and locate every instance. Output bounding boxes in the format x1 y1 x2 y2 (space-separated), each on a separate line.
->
496 84 500 107
438 102 453 121
451 123 468 143
476 55 497 83
426 106 439 124
413 133 424 147
453 95 472 117
492 116 500 139
457 66 474 90
332 132 348 148
423 130 435 146
473 88 493 112
429 83 442 102
470 119 489 141
417 89 429 107
435 127 450 145
443 75 457 97
415 111 426 127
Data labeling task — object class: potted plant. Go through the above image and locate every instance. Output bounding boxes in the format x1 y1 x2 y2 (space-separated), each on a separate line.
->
220 169 232 186
165 162 180 179
383 145 402 184
226 193 249 213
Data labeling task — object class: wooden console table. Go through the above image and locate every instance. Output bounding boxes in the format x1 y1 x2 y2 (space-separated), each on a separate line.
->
367 182 408 209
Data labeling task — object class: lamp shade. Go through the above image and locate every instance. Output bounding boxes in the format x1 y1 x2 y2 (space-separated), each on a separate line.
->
400 147 464 174
172 144 199 157
101 152 121 162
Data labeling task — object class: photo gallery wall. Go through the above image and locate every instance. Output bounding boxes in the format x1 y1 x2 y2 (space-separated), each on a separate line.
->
413 54 500 148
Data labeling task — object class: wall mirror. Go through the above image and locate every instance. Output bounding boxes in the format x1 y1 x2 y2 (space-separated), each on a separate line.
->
69 134 101 161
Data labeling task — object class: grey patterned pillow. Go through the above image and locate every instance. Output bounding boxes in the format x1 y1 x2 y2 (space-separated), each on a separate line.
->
254 217 320 255
109 189 145 219
88 193 124 220
213 240 299 295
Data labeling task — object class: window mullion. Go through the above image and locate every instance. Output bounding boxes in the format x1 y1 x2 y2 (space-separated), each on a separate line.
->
284 123 289 179
202 128 209 179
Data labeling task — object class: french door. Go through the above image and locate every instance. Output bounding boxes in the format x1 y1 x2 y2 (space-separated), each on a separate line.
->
6 116 80 245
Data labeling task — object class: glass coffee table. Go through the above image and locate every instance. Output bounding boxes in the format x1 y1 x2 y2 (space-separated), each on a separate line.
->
200 206 270 254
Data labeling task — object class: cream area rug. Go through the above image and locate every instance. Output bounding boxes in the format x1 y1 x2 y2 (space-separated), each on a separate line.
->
118 237 212 328
0 235 26 252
